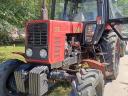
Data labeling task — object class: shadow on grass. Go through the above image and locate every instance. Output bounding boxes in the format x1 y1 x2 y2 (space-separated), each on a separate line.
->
0 43 24 47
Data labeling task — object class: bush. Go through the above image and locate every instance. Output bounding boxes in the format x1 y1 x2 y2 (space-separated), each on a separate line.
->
0 19 13 45
0 32 12 45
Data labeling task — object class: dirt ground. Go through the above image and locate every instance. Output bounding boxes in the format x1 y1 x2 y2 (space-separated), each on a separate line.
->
104 45 128 96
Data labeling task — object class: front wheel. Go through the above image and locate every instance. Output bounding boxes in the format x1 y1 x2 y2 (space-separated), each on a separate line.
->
70 69 104 96
0 59 24 96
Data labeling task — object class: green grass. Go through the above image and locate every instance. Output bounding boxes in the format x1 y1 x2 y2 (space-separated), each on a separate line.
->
0 44 71 96
0 44 25 62
48 82 71 96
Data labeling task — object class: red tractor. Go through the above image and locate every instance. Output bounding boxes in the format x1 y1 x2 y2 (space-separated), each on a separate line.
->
0 0 128 96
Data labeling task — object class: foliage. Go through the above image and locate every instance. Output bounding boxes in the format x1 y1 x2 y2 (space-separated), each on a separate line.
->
119 0 128 16
0 0 37 28
112 0 128 16
0 19 13 45
0 0 37 44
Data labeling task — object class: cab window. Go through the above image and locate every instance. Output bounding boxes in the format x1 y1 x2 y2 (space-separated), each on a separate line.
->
109 0 128 19
52 0 98 22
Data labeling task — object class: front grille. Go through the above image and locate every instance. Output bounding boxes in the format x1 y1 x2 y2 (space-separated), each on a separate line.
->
27 23 48 47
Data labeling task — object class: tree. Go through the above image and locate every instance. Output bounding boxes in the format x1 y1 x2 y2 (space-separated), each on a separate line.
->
0 0 37 44
114 0 128 16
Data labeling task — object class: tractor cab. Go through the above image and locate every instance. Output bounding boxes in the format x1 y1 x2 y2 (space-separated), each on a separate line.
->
49 0 97 22
108 0 128 40
47 0 128 41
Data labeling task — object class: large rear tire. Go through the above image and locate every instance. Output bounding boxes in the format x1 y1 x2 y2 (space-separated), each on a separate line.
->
0 59 24 96
70 69 104 96
100 31 120 80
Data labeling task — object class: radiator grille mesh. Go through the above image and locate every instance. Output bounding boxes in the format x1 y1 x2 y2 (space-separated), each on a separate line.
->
27 23 48 47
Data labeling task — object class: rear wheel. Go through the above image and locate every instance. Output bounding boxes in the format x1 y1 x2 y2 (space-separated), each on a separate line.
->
100 31 120 80
70 69 104 96
0 59 24 96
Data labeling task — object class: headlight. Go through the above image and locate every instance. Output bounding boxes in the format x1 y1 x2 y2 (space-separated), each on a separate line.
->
26 48 33 57
40 49 47 58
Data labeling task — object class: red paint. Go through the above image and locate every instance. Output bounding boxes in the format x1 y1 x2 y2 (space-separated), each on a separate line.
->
25 20 83 64
105 24 112 30
96 16 102 24
82 59 105 77
26 59 49 64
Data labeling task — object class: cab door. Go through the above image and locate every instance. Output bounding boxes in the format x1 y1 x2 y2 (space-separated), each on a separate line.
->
108 0 128 41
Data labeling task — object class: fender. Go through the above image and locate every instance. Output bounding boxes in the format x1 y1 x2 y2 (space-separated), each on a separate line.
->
81 59 106 77
12 52 26 58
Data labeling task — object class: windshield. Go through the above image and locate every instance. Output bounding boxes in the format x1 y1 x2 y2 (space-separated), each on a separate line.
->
54 0 97 22
109 0 128 19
